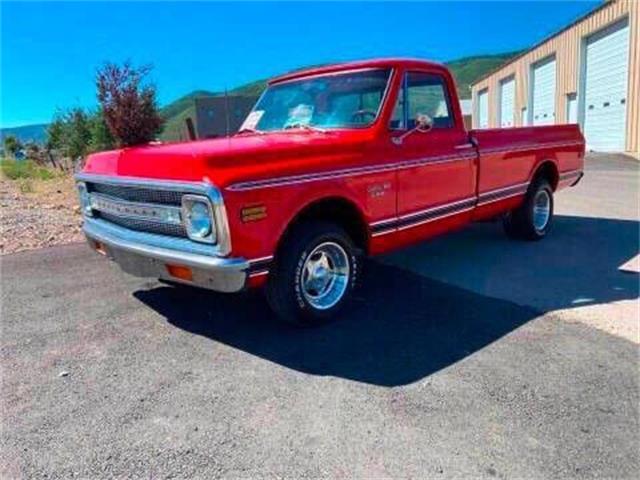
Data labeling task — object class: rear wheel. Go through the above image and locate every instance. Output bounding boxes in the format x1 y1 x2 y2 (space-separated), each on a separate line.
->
503 179 554 240
265 221 360 326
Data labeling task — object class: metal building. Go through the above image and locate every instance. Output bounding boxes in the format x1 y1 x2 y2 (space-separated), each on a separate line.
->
194 96 258 139
471 0 639 156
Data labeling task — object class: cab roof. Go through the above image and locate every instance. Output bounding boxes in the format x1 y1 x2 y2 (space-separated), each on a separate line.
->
269 58 447 84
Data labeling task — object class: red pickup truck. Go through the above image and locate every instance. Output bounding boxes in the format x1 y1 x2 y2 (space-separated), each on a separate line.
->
77 58 584 325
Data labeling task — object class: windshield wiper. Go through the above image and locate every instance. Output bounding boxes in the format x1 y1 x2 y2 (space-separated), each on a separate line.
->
235 127 265 136
283 123 328 134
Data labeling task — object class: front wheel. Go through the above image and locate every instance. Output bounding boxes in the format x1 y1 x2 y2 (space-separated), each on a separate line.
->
265 221 360 326
503 179 554 240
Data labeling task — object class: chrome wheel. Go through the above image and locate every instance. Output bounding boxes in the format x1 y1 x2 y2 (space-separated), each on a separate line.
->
301 241 350 310
533 189 551 232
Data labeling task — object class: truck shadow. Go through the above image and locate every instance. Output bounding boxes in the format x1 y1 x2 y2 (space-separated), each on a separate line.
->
382 214 639 312
135 262 540 387
134 214 638 387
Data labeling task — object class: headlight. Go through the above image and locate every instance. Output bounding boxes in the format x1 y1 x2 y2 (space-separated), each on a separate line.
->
182 195 216 244
76 182 93 216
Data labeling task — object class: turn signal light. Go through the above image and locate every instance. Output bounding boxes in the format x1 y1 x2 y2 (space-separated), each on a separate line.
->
166 264 193 281
241 204 267 222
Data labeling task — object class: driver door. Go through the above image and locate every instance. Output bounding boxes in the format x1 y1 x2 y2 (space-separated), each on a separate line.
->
391 71 476 231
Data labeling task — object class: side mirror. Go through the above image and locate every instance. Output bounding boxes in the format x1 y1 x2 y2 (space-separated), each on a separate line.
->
392 113 434 145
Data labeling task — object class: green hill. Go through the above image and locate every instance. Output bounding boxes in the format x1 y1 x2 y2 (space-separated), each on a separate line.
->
161 90 217 120
446 50 523 100
0 123 49 145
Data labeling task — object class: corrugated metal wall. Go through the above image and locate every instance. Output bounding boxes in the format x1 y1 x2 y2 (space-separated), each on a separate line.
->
471 0 638 155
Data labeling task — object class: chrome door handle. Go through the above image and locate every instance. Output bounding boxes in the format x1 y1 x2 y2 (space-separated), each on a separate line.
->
455 142 474 150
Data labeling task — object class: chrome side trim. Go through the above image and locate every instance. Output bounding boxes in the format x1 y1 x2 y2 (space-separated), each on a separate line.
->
477 190 527 206
248 255 274 264
370 227 397 238
397 206 475 231
227 152 476 191
477 181 530 206
247 255 274 277
228 163 397 191
75 173 232 256
227 140 581 192
248 270 270 279
397 152 476 171
370 196 477 235
399 196 477 221
369 177 539 236
479 140 583 155
480 181 530 194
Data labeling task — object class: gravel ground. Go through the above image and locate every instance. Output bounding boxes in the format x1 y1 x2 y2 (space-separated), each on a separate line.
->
0 178 83 255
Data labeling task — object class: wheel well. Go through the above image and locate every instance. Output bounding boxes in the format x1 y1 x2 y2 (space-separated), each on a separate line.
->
533 161 559 191
279 197 369 254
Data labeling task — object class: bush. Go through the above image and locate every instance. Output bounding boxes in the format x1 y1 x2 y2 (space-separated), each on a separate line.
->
1 159 58 181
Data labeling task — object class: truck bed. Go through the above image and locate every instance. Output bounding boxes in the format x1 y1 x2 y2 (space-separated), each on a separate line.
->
472 124 584 199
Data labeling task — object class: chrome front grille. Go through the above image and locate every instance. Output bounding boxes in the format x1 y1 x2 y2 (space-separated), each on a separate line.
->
86 181 189 238
98 212 187 238
77 173 232 256
89 182 183 205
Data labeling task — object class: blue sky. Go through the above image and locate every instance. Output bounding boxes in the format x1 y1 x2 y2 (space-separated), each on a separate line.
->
1 1 598 128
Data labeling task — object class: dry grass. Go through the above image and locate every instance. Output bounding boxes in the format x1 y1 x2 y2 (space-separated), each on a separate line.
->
0 175 84 255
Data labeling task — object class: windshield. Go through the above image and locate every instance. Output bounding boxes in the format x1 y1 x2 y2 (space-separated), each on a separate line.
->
241 68 392 132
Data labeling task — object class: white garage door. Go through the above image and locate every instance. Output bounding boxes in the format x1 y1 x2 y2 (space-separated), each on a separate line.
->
531 56 556 126
583 19 629 151
566 94 578 124
477 89 489 129
499 77 515 127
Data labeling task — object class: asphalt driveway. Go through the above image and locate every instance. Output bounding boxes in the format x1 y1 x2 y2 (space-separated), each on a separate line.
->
1 154 638 479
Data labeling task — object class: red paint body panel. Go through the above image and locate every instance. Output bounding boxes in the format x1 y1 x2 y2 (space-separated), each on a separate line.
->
82 59 585 288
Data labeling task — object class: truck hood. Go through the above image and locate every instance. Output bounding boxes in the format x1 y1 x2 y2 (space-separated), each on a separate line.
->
83 130 371 188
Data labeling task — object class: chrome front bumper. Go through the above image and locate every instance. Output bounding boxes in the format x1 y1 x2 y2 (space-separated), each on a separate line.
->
83 217 249 293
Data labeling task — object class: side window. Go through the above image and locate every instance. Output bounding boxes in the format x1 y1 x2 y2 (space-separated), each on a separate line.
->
407 72 453 129
390 72 454 130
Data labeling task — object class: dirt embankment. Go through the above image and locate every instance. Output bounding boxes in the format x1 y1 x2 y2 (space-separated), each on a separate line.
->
1 178 84 255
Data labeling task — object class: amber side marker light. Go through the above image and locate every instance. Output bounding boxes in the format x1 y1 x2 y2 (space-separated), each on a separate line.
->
166 264 193 281
241 204 267 223
94 241 107 256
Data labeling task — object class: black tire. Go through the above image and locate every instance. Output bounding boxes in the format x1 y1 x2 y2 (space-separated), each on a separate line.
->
503 178 554 241
265 221 361 326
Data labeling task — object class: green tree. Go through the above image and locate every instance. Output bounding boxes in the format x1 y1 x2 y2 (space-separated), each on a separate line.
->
88 109 115 153
46 108 91 170
46 108 116 171
3 135 22 158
